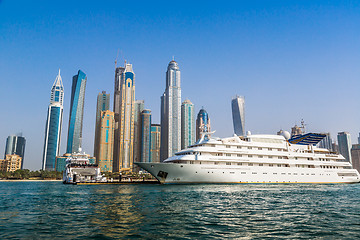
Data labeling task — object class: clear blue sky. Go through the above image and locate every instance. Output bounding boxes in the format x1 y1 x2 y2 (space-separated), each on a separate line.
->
1 0 359 170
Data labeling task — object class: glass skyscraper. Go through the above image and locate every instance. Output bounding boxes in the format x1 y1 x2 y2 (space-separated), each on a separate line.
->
5 134 26 169
140 109 152 163
231 95 245 136
338 132 352 163
94 91 110 159
66 70 87 154
196 108 211 141
160 60 181 161
181 99 195 149
133 100 145 165
42 70 64 170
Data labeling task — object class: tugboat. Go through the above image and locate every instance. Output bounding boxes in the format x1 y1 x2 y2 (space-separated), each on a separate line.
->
63 148 107 184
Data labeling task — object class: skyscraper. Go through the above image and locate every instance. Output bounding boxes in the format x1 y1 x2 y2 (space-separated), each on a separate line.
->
42 70 64 170
94 91 110 159
231 96 245 136
140 109 152 163
133 100 145 165
181 99 195 149
351 144 360 173
113 63 135 172
196 108 211 141
150 124 161 163
338 132 352 163
4 134 26 169
318 133 333 151
96 110 114 172
66 70 87 154
160 60 181 161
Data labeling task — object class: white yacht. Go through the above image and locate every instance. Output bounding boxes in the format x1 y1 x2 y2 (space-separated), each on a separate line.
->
136 132 360 184
63 149 106 184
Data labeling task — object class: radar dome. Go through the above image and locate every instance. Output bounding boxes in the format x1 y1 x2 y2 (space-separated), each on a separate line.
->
281 131 291 140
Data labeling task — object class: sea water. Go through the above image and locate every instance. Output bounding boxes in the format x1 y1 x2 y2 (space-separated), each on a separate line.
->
0 182 359 239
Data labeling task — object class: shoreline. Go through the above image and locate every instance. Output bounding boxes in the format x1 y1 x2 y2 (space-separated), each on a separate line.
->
0 179 62 182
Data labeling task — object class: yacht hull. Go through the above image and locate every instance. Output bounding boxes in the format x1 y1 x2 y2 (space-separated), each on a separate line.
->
136 162 360 184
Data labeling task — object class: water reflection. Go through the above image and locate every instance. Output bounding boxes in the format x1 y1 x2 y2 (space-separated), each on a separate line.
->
0 182 359 239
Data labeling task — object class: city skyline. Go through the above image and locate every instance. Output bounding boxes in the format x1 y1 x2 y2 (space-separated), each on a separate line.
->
1 1 360 170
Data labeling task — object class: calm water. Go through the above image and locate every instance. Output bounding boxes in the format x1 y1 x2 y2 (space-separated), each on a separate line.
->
0 182 359 239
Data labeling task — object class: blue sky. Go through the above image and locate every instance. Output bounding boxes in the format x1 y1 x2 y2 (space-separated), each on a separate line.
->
1 0 360 170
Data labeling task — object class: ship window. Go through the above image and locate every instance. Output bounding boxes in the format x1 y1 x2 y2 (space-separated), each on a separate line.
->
259 163 263 166
259 155 263 158
248 155 253 158
241 172 246 174
237 163 242 165
282 173 286 175
226 162 231 165
278 156 282 159
263 172 267 174
252 172 257 174
226 154 231 156
268 156 272 159
230 172 235 174
237 146 242 149
258 147 262 150
295 157 298 160
237 154 242 157
214 162 218 165
248 147 252 149
273 173 277 174
248 163 253 166
294 173 298 175
277 164 281 167
278 149 281 151
226 146 230 148
217 153 223 156
269 164 273 167
268 148 272 151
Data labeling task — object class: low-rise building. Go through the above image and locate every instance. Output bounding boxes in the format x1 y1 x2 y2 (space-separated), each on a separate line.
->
0 154 22 172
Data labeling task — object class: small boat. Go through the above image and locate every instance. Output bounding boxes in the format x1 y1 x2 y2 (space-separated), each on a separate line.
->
63 148 107 184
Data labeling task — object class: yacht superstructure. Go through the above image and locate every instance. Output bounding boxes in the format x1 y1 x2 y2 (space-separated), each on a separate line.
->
136 133 360 184
63 149 106 184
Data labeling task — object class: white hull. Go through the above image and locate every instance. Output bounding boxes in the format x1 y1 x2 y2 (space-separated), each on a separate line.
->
136 162 360 184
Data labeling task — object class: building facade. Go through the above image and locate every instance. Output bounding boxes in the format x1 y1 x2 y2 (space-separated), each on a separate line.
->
337 132 352 164
150 124 161 163
96 110 114 172
318 133 333 151
94 91 110 160
133 100 145 165
181 99 195 149
0 154 22 172
42 70 64 171
351 144 360 173
140 110 152 163
231 95 245 136
196 109 211 141
66 70 87 153
113 63 135 172
160 60 181 161
5 134 26 169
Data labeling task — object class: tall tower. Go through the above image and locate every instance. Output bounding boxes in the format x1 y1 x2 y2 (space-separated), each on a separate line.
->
338 132 352 163
5 134 26 169
94 91 110 159
42 70 64 170
96 110 114 172
231 95 245 136
196 108 211 141
160 60 181 161
181 99 195 149
150 124 161 163
140 109 152 163
113 63 135 172
66 70 87 153
133 100 145 165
